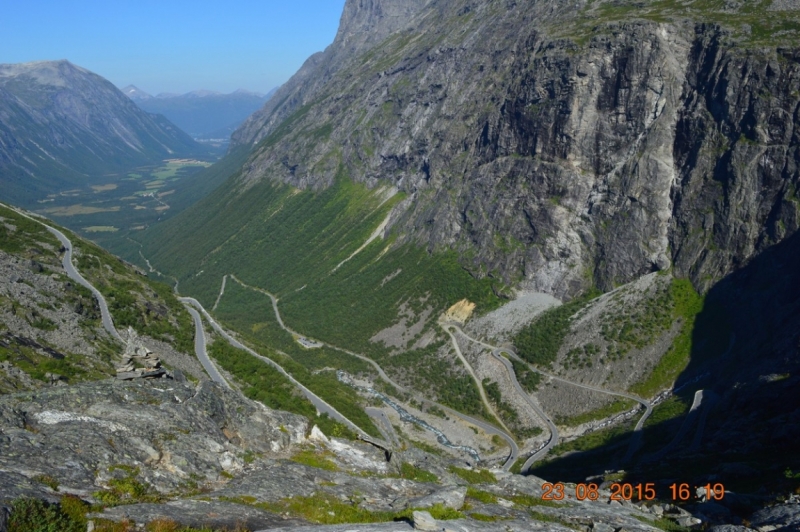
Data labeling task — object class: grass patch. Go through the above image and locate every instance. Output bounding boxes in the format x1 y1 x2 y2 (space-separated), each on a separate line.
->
450 466 497 484
93 466 164 506
630 279 704 397
469 513 506 522
556 398 636 427
466 487 497 504
291 449 339 471
257 493 462 525
514 292 599 368
632 514 694 531
508 492 563 508
33 474 59 491
394 462 439 483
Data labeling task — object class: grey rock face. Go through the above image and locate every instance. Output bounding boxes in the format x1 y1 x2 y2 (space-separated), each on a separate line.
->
0 379 307 499
230 0 800 298
90 499 306 530
749 503 800 531
411 510 437 531
408 486 466 510
335 0 431 51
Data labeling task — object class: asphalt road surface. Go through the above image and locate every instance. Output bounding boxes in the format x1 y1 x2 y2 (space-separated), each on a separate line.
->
185 306 230 388
179 297 379 443
5 205 123 343
225 276 519 469
449 325 655 469
489 350 560 470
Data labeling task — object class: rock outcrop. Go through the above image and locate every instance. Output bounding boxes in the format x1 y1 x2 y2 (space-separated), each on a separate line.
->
0 378 308 502
230 0 800 298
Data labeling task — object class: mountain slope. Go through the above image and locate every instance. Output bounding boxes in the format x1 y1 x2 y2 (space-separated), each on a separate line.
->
0 60 209 205
226 0 800 298
142 0 800 352
138 0 800 496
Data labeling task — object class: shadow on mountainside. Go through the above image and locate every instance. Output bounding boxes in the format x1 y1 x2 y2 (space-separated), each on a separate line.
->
530 230 800 499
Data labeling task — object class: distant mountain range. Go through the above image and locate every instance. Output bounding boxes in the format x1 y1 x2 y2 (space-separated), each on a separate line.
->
0 60 209 205
121 85 276 140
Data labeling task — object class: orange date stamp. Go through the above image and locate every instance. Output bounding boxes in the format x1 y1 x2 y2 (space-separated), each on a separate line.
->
541 482 725 502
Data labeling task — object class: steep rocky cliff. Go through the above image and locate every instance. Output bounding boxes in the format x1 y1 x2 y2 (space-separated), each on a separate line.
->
229 0 800 298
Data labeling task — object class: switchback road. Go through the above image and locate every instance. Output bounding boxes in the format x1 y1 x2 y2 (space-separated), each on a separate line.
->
180 297 382 445
5 205 122 343
223 275 519 469
448 325 654 469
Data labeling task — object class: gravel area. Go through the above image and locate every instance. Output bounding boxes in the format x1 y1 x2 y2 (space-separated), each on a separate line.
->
467 291 560 343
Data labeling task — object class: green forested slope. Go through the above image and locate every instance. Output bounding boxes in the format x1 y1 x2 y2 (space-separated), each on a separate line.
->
141 175 503 355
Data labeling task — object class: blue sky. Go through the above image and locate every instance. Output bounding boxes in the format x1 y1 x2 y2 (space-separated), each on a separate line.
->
0 1 347 94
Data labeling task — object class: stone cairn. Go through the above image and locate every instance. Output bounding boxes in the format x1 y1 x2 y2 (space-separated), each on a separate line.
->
116 327 168 380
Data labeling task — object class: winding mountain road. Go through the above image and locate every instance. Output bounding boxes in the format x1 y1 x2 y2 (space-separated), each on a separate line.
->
180 297 380 443
441 323 515 437
185 306 230 387
224 276 519 469
6 205 122 342
489 351 560 469
448 325 654 468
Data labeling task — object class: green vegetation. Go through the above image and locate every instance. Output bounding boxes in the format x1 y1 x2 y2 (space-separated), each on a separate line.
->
412 439 446 456
6 495 222 532
207 339 366 439
509 457 526 475
546 419 635 458
466 487 498 504
630 280 704 397
507 492 562 508
449 466 497 485
639 396 691 452
257 493 462 525
512 358 541 392
142 176 503 359
138 174 508 414
395 462 439 483
469 513 505 522
644 396 690 429
33 474 59 491
7 496 87 532
555 398 636 427
384 342 487 416
0 336 105 387
291 449 340 471
72 236 195 354
596 279 677 364
514 292 598 368
556 0 800 47
214 279 373 376
632 514 694 532
0 205 61 254
528 509 577 528
482 378 520 427
93 466 164 506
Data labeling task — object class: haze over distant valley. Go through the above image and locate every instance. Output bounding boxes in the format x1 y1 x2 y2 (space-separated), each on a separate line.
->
122 85 277 147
